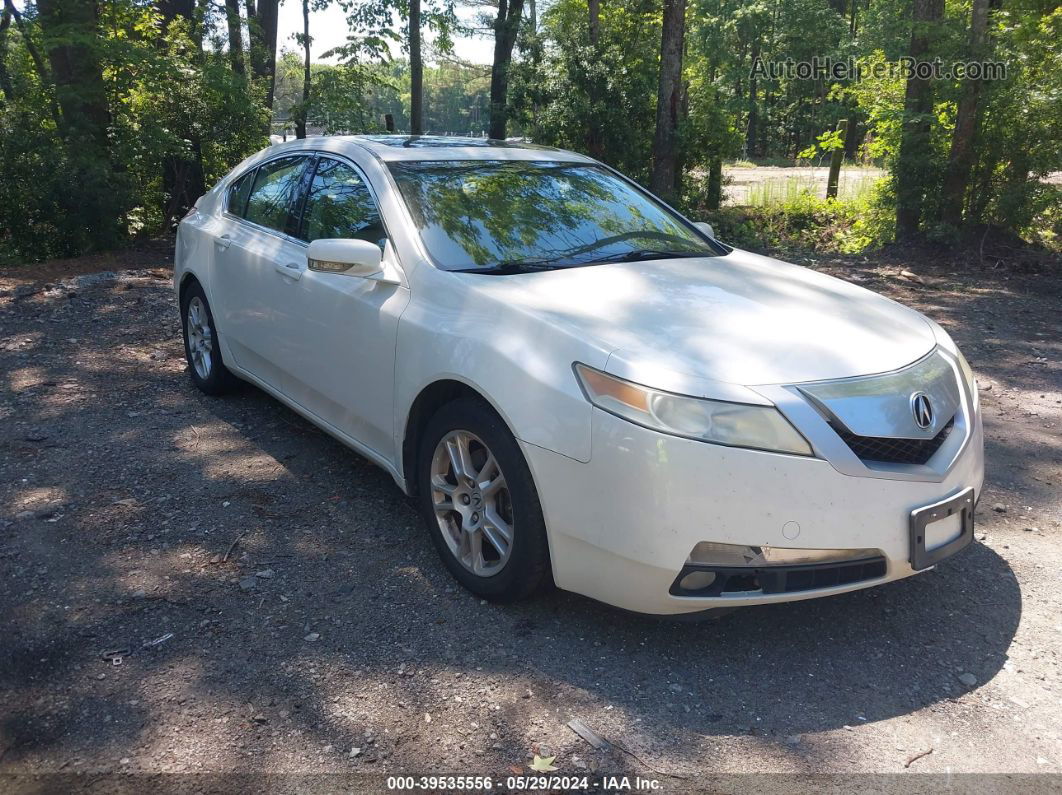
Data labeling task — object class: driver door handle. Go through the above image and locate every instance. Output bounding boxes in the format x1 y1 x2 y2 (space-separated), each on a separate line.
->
215 234 232 251
275 262 303 282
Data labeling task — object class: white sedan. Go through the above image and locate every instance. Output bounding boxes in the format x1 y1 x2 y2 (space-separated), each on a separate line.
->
175 136 983 616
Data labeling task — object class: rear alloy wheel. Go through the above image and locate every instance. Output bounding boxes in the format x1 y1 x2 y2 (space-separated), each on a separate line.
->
186 297 214 380
181 281 239 395
418 398 551 601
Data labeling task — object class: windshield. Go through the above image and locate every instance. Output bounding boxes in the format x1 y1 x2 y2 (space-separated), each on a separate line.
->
388 160 725 272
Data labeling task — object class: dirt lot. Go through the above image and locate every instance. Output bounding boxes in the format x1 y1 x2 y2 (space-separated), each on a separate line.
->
1 243 1060 793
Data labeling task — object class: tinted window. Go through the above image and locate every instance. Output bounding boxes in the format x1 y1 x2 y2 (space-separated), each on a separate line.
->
226 170 254 218
299 158 386 247
388 160 724 271
245 156 308 233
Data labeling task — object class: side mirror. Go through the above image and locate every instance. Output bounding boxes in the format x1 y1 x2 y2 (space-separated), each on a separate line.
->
693 221 715 239
307 238 384 278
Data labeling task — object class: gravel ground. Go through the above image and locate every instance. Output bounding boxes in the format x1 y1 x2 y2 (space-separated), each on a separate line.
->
0 248 1060 793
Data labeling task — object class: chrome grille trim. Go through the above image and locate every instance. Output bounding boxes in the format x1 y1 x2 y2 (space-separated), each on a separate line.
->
752 346 978 483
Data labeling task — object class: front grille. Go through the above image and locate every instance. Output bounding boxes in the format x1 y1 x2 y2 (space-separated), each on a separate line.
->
832 416 955 465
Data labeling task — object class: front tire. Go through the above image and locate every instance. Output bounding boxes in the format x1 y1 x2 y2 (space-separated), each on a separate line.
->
417 397 551 602
180 281 239 396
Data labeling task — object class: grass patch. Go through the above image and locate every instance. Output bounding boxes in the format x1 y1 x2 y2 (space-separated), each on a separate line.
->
692 182 895 254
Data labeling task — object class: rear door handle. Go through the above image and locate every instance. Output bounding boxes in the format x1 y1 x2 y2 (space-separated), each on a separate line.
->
274 262 303 282
215 234 232 251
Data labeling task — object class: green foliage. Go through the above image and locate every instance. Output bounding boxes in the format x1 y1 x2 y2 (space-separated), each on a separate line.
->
0 0 268 263
963 1 1062 237
1 0 1059 263
690 178 895 254
509 0 662 181
274 51 381 134
0 112 76 264
271 53 489 136
509 0 1059 249
797 127 845 162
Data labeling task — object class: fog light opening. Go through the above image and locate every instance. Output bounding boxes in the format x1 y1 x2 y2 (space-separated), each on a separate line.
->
678 571 717 591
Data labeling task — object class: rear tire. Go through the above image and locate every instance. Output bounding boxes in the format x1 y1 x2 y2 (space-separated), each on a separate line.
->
180 280 240 396
417 397 551 602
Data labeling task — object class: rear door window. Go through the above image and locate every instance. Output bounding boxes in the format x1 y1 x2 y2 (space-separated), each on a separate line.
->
244 156 309 234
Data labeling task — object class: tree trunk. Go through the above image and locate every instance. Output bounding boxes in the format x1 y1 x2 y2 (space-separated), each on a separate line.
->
296 0 310 138
706 156 722 210
938 0 991 230
488 0 525 140
36 0 124 247
826 119 848 199
0 5 14 103
410 0 423 134
585 0 604 159
895 0 944 241
4 0 56 121
158 0 199 48
649 0 686 202
673 78 689 198
247 0 279 108
158 0 206 226
158 0 195 24
194 0 211 49
745 40 759 157
246 0 262 75
163 140 206 226
37 0 110 148
225 0 245 76
844 115 860 160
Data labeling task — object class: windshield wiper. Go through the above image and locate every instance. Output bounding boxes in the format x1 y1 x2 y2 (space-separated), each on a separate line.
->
451 259 567 275
451 248 708 274
580 249 709 264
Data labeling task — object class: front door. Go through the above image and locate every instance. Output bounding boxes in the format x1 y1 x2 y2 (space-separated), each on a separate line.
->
279 155 409 462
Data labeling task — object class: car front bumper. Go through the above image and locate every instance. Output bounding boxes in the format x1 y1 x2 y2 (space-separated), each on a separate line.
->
521 404 984 616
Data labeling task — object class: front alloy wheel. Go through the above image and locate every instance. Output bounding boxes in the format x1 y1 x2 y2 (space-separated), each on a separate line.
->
430 430 514 576
417 398 551 601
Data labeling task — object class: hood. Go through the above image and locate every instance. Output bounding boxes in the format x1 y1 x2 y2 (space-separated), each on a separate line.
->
468 248 936 390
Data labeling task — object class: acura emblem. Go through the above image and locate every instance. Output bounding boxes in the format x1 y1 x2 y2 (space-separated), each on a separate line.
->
911 392 934 430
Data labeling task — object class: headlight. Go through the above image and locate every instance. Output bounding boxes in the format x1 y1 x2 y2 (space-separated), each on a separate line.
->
574 363 813 456
955 348 979 412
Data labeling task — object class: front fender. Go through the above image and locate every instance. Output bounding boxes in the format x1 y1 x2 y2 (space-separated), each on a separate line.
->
395 271 612 467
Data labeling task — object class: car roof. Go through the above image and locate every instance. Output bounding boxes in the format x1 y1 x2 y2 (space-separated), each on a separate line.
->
265 134 596 164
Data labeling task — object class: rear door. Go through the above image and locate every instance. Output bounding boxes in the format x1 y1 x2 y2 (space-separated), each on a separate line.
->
212 154 312 391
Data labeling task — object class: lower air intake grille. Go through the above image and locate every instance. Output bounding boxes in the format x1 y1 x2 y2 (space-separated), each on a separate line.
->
669 557 888 597
832 416 955 465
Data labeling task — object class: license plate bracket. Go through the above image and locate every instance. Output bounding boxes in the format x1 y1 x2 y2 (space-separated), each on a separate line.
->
909 487 975 571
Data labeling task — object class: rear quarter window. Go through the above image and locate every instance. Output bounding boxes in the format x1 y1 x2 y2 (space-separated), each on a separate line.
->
226 171 254 218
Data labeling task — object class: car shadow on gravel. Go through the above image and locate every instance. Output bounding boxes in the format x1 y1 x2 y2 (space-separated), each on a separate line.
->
0 269 1038 775
144 381 1027 747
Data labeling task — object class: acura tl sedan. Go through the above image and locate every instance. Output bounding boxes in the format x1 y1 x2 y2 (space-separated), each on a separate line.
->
175 135 983 616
